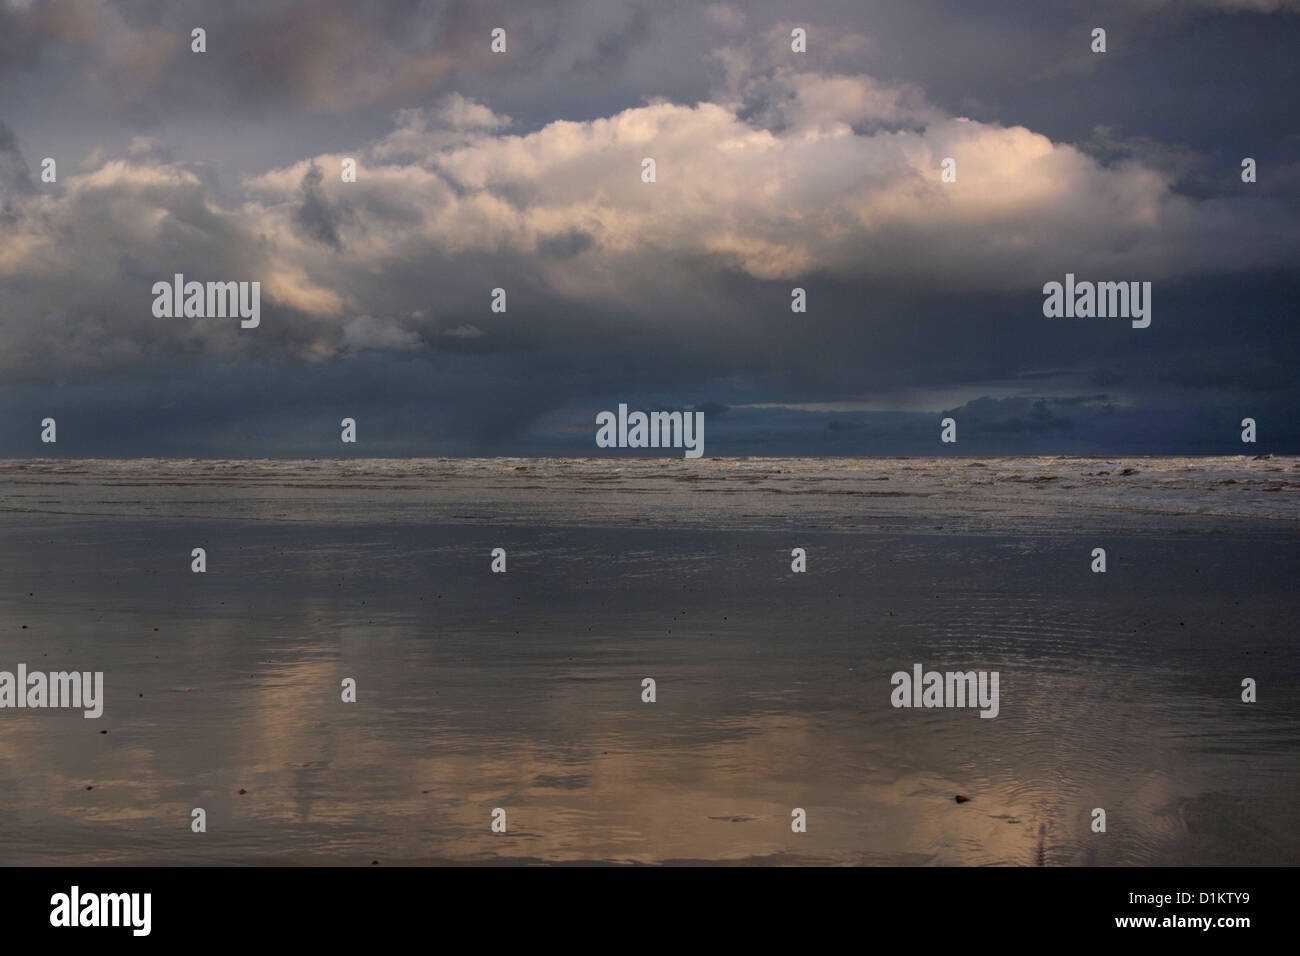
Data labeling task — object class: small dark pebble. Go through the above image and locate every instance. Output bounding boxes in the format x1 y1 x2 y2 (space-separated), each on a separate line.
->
955 794 970 804
238 788 247 795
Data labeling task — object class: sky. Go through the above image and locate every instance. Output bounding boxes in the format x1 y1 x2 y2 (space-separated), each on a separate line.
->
1 0 1298 457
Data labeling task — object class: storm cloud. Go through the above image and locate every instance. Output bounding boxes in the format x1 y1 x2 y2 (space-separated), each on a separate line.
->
1 0 1297 455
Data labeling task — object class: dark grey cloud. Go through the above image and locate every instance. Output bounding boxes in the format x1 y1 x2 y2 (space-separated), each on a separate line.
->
1 0 1297 455
294 162 345 248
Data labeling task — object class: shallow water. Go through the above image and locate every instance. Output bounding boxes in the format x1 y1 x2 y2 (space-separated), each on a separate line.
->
0 457 1296 864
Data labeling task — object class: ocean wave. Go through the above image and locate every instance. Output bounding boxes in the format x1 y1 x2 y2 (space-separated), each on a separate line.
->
1 456 1297 526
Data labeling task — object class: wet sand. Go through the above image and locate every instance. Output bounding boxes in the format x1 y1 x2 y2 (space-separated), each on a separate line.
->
0 457 1297 865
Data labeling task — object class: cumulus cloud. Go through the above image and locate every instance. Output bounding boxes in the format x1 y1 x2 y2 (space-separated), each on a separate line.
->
1 2 1298 454
247 69 1297 303
3 57 1296 384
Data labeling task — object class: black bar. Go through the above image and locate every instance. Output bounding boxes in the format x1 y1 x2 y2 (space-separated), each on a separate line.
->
3 866 1282 942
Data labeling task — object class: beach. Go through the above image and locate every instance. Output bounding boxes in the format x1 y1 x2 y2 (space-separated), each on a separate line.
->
1 456 1297 865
